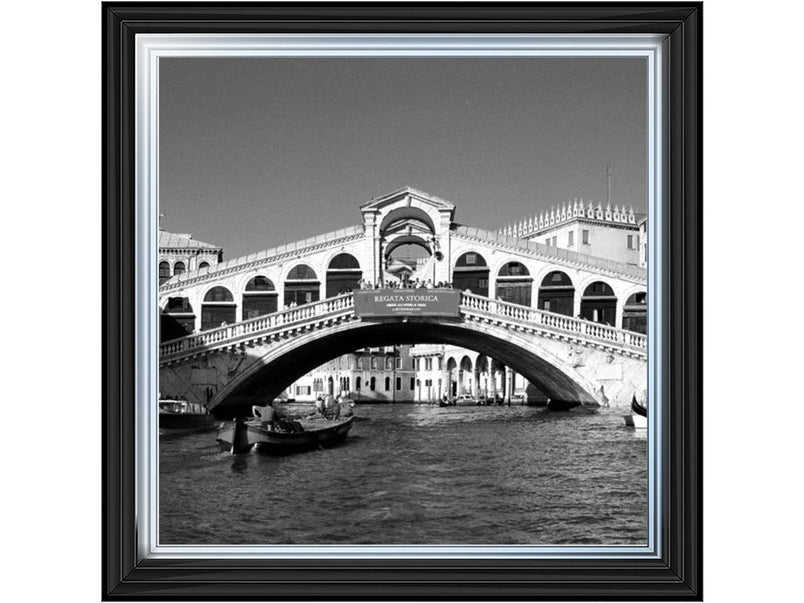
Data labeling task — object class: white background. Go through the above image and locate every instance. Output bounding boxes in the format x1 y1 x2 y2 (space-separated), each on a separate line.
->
1 1 801 601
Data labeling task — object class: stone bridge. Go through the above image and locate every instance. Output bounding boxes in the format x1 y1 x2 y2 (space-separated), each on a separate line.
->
159 292 647 418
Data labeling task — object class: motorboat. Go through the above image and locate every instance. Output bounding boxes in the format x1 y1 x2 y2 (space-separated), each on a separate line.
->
158 399 215 431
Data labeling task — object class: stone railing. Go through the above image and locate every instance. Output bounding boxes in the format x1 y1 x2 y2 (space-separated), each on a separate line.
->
159 293 355 361
159 225 364 293
160 291 646 364
459 292 647 353
452 225 647 283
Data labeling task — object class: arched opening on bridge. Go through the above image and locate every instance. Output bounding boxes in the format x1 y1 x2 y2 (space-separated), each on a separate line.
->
201 286 236 330
384 239 431 286
160 297 195 342
159 261 171 285
379 207 437 286
379 206 436 233
242 276 278 320
198 261 210 270
326 253 362 297
446 357 458 398
284 264 320 307
622 291 647 334
173 261 186 277
496 262 533 307
538 271 575 316
453 252 489 296
581 281 617 326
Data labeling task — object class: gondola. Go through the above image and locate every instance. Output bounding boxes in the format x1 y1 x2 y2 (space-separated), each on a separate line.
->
217 415 354 454
624 394 647 429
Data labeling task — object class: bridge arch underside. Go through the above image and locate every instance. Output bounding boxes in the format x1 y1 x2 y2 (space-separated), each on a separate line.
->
207 321 600 418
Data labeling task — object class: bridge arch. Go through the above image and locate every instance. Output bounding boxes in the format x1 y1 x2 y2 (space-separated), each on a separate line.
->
379 206 436 234
205 318 604 418
201 286 236 331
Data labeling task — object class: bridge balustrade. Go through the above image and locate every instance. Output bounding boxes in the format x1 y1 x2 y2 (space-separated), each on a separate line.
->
159 293 355 358
160 290 646 362
458 292 646 351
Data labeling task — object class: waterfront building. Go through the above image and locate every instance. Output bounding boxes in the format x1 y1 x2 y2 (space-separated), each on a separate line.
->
159 229 223 285
285 345 417 403
498 200 644 267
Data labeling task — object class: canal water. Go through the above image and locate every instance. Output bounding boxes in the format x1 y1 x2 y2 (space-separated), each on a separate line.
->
159 404 647 545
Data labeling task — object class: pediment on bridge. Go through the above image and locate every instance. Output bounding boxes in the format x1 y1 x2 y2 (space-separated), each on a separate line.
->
361 186 456 214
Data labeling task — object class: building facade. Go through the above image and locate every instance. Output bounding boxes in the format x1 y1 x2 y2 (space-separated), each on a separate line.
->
497 200 644 267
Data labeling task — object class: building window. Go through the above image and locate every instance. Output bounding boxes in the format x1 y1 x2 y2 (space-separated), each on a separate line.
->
425 358 433 371
465 252 477 265
437 357 443 370
385 377 390 391
568 231 574 246
295 385 311 396
198 261 210 270
371 357 378 370
159 261 171 284
370 377 376 391
395 358 402 369
582 229 590 245
552 236 557 246
173 261 186 276
410 377 415 390
386 357 393 370
627 234 634 249
396 377 402 391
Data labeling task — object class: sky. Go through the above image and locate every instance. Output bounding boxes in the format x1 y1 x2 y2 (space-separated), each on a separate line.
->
159 57 647 260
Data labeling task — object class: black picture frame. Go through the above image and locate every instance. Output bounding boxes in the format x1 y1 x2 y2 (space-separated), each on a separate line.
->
103 2 702 599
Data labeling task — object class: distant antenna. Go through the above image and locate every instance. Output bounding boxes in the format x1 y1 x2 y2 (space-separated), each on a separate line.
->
606 162 612 205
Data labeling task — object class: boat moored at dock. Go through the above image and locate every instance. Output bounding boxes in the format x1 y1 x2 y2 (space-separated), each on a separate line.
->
217 415 355 454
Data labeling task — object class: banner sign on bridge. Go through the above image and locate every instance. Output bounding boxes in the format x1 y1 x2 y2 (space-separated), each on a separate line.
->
354 289 460 318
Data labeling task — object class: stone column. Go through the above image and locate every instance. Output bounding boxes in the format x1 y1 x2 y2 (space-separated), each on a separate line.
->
505 367 514 405
489 369 497 401
473 369 480 399
457 369 464 395
442 367 450 399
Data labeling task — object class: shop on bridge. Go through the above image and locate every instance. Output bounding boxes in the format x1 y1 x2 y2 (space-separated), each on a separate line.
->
284 264 320 306
622 291 647 334
495 261 533 307
580 281 617 326
326 253 362 297
201 286 236 331
242 276 278 319
537 270 575 316
453 251 489 297
160 297 195 342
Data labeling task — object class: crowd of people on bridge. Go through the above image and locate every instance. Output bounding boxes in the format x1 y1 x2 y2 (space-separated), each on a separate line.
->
355 278 454 290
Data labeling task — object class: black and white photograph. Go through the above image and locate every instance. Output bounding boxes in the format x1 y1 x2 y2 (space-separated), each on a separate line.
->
156 53 651 547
